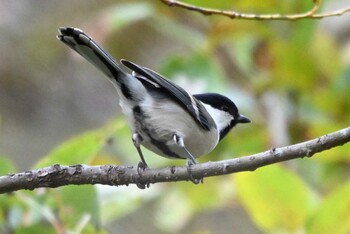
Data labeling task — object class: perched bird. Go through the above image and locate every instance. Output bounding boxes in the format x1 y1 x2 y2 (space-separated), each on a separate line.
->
57 27 250 184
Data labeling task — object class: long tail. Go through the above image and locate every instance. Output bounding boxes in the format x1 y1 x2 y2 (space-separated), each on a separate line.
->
57 27 145 102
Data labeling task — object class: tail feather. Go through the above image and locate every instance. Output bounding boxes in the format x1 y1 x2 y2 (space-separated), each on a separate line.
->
57 27 124 82
57 27 147 102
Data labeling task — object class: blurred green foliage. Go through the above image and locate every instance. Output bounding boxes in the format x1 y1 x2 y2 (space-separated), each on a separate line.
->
235 165 315 232
1 1 350 233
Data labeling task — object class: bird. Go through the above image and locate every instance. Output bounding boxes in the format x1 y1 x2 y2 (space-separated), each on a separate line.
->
57 27 250 185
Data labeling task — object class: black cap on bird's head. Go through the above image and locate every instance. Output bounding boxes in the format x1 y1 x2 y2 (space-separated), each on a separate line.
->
194 93 250 140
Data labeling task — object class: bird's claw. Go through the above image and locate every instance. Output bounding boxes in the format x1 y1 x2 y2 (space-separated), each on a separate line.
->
136 161 150 189
137 161 148 176
135 180 148 189
186 160 203 184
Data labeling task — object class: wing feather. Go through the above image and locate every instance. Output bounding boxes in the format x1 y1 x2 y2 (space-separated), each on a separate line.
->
121 59 214 131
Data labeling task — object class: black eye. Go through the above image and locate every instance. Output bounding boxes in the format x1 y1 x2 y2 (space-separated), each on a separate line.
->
221 106 229 111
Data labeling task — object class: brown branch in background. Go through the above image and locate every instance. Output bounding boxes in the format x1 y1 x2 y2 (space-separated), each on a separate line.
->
0 127 349 193
160 0 350 20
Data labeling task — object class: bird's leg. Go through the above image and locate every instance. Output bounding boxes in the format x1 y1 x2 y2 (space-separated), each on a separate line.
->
132 133 149 174
132 133 150 189
173 134 203 184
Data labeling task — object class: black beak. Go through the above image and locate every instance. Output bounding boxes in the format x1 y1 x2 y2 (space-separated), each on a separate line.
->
237 114 251 124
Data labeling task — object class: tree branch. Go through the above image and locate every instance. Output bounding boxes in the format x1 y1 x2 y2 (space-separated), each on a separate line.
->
0 127 349 193
160 0 350 20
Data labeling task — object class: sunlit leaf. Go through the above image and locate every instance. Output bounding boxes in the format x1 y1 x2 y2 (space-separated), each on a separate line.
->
271 40 317 91
34 120 121 168
310 31 341 79
235 164 314 232
307 182 350 234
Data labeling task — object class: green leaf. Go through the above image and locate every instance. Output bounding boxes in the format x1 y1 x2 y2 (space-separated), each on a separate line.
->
34 120 120 168
214 125 264 160
271 40 317 91
110 2 154 29
307 182 350 234
235 164 314 232
60 185 100 228
16 225 56 234
309 30 340 79
160 53 226 92
0 156 17 174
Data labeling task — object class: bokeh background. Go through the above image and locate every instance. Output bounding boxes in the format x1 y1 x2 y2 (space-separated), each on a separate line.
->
1 0 350 233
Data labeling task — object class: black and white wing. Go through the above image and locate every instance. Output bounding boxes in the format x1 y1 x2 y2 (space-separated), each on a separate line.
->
121 59 215 131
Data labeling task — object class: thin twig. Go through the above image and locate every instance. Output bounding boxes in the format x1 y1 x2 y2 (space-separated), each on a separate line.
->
0 127 349 193
160 0 350 20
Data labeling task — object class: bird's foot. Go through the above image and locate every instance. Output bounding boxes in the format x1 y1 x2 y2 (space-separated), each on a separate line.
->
186 160 203 184
137 161 148 176
136 161 150 189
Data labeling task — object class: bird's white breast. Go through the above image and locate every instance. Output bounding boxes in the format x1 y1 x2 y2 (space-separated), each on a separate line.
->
121 96 219 159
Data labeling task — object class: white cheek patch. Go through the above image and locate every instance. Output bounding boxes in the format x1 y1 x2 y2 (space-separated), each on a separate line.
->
203 104 234 131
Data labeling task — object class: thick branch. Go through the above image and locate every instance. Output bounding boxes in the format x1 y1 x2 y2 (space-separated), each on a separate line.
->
0 127 349 193
160 0 350 20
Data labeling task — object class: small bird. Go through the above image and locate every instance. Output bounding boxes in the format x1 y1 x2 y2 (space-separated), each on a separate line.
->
57 27 250 184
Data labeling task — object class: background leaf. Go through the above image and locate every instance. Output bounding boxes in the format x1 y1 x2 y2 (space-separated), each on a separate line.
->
235 164 315 232
34 121 120 168
307 182 350 234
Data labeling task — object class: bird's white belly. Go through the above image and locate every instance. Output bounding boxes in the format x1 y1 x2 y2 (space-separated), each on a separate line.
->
144 126 218 158
135 100 219 159
120 96 219 160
